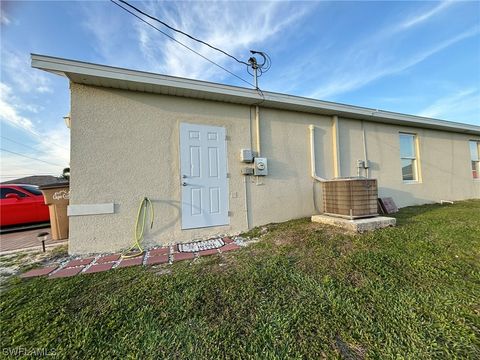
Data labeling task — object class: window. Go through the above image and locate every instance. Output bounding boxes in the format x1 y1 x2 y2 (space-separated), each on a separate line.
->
399 133 419 182
0 188 27 199
19 185 42 196
470 140 480 179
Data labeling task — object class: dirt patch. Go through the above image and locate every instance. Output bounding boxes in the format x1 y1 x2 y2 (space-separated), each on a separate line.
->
334 335 366 360
0 245 69 286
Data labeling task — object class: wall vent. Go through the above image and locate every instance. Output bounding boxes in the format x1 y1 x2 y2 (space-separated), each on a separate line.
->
322 178 378 219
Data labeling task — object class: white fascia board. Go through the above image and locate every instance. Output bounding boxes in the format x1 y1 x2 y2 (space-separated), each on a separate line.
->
31 54 480 135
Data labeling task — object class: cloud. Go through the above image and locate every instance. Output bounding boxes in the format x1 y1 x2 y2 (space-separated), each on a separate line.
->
1 12 10 25
303 1 471 100
0 83 38 135
1 49 52 93
309 23 479 99
84 0 310 84
0 83 69 181
418 88 480 122
138 1 309 83
0 0 11 26
398 0 453 30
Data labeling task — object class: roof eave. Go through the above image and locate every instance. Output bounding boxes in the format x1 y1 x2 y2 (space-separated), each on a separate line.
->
31 54 480 136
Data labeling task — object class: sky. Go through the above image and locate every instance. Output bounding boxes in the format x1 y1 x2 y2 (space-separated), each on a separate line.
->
1 0 479 182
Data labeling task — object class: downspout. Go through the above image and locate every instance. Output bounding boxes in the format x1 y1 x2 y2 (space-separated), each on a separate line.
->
255 105 261 156
361 120 369 178
332 115 341 178
308 125 327 182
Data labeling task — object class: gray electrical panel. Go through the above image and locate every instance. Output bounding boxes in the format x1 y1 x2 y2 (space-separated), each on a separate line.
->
240 149 254 163
254 157 268 176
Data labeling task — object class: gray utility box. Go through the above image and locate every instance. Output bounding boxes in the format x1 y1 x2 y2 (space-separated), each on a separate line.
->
322 177 378 219
240 149 255 163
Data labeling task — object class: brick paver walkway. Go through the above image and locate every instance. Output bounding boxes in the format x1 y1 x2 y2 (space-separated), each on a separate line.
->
20 237 241 280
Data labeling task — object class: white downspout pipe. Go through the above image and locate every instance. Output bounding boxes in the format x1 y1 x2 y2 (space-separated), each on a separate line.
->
255 105 261 156
361 121 369 178
309 125 327 182
332 115 341 178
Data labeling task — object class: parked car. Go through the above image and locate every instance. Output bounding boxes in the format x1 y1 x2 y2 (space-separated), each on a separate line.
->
0 184 50 227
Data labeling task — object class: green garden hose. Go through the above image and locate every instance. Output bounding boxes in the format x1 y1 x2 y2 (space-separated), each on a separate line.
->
121 197 154 259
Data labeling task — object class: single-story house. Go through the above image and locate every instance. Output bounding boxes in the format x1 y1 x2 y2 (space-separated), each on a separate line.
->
31 54 480 255
1 175 65 187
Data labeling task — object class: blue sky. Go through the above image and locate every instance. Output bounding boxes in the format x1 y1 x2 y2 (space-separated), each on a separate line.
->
1 0 479 181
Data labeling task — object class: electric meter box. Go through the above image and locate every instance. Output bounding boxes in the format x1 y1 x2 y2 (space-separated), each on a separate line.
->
254 157 268 176
240 149 254 163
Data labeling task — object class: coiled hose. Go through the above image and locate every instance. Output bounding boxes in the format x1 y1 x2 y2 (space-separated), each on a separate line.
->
121 197 154 259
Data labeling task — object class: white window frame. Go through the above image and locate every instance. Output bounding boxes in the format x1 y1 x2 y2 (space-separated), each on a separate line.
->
469 140 480 180
399 132 420 183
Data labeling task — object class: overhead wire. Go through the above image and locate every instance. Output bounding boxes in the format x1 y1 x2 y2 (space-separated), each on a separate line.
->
1 173 59 176
0 175 59 180
110 0 269 107
116 0 250 66
5 132 69 152
0 148 65 167
110 0 255 88
1 135 68 156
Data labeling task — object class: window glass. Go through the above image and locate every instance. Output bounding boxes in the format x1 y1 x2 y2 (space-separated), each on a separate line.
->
401 159 415 181
472 161 479 179
399 134 415 158
471 140 480 179
399 133 418 181
0 188 28 199
20 185 42 196
470 141 479 161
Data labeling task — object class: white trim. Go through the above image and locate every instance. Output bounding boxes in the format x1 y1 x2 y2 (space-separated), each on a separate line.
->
31 54 480 136
67 203 115 216
402 180 421 185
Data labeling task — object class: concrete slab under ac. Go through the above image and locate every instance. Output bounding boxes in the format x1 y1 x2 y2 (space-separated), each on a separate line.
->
311 214 396 232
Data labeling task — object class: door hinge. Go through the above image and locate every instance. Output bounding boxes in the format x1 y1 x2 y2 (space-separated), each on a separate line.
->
228 211 233 217
225 135 231 141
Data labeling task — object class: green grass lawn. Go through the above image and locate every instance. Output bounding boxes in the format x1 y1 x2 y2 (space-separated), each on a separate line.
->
1 201 479 359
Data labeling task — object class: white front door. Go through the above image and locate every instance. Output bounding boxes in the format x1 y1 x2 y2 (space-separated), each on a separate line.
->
180 123 229 229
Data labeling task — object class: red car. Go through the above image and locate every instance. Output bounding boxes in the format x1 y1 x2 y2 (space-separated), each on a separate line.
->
0 184 50 227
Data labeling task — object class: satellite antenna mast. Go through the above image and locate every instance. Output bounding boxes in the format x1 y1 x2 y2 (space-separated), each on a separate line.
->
248 50 269 89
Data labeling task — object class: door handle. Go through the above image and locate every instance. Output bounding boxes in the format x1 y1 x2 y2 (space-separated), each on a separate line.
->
182 182 188 186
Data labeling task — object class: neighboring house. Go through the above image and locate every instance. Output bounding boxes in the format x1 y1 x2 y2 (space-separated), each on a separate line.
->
1 175 64 187
31 54 480 255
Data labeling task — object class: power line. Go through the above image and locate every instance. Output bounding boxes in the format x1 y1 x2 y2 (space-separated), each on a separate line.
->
0 136 68 156
110 0 255 88
1 173 59 176
116 0 250 66
8 125 70 152
1 176 60 180
0 148 65 167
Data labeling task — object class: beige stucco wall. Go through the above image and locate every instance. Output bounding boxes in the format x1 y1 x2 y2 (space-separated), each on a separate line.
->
339 119 480 206
69 83 480 254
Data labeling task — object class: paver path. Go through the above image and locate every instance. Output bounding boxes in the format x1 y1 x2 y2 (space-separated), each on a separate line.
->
20 237 241 280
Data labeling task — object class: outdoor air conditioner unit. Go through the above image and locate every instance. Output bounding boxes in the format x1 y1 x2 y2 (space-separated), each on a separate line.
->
322 177 378 219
